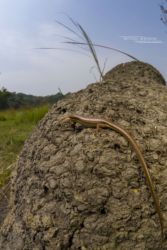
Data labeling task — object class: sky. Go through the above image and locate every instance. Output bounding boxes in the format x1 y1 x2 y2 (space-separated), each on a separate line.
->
0 0 167 96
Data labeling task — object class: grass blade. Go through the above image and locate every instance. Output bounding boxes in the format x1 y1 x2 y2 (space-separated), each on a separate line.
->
76 23 104 81
35 47 90 57
55 20 84 41
65 41 139 61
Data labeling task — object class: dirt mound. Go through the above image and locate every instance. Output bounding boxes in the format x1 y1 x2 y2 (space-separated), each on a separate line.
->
0 61 167 249
104 61 166 85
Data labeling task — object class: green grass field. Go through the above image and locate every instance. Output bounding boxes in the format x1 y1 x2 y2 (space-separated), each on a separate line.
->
0 104 50 187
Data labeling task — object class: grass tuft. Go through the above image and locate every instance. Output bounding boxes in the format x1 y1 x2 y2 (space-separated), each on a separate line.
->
55 17 104 81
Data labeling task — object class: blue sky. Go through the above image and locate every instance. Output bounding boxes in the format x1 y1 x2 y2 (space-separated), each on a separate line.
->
0 0 166 95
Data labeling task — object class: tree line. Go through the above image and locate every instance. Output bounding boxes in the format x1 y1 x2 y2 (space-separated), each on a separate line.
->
0 87 64 110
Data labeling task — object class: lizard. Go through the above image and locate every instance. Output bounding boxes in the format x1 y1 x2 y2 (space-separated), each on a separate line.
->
61 114 164 238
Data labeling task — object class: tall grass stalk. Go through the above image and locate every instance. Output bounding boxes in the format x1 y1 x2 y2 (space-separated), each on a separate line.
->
55 18 104 81
37 17 139 81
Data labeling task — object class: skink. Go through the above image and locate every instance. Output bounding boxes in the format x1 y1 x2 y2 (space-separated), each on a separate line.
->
61 114 164 238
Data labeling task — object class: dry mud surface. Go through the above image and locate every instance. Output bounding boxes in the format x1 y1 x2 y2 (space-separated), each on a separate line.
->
1 61 167 249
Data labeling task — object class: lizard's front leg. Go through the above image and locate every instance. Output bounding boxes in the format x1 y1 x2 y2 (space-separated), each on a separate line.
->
60 116 76 131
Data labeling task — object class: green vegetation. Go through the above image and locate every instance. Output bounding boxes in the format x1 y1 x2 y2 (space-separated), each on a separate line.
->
0 104 50 187
0 87 63 110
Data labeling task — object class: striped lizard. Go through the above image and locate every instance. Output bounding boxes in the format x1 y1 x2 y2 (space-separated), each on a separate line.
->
61 114 164 238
